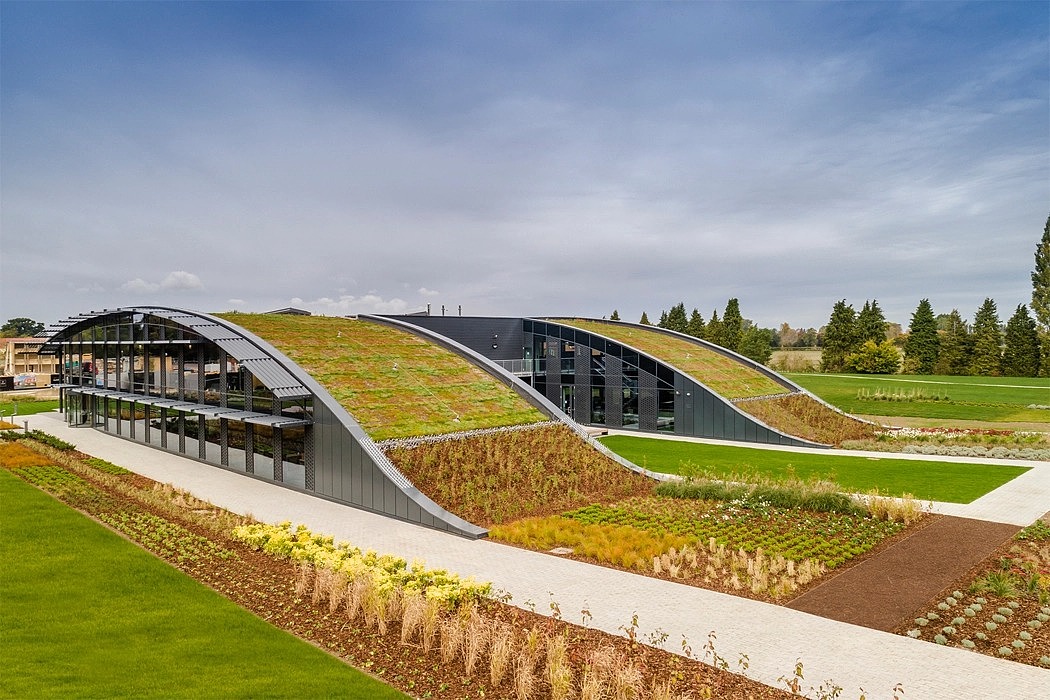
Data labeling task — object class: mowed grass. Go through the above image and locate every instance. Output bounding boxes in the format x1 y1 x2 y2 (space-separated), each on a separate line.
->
0 398 60 416
787 373 1050 423
599 435 1029 503
0 469 406 700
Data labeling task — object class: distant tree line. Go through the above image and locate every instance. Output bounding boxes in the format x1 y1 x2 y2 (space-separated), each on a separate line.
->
612 299 777 365
819 214 1050 377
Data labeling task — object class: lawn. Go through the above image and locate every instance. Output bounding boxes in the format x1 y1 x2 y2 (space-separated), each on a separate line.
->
0 468 406 700
0 398 60 417
786 373 1050 424
598 435 1029 503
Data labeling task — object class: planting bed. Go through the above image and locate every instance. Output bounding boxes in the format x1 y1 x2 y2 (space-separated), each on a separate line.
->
385 423 653 525
1 438 790 699
893 518 1050 668
492 495 918 604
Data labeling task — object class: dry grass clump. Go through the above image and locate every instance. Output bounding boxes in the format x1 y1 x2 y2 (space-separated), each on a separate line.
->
387 423 653 526
491 516 691 570
652 542 826 599
736 394 876 445
0 441 54 468
865 491 928 525
295 560 698 698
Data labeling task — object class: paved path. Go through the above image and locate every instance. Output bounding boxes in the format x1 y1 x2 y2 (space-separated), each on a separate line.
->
787 516 1021 630
22 413 1050 699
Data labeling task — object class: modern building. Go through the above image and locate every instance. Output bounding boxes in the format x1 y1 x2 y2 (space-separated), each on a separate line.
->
39 307 842 537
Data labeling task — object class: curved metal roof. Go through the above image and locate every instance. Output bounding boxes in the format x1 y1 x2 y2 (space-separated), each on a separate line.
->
39 306 310 399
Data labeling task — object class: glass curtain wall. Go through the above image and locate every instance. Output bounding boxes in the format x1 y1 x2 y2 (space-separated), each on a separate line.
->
51 310 312 491
524 320 677 433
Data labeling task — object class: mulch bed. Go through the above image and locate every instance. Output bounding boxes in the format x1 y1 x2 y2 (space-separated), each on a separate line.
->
786 515 1021 631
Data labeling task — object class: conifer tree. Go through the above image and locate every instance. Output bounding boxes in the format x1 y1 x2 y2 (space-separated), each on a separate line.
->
657 310 669 328
1001 304 1040 377
969 298 1003 376
705 309 723 346
610 309 620 321
1032 214 1050 375
687 308 705 338
721 298 743 352
639 311 651 325
737 325 774 364
1033 214 1050 330
820 300 857 372
666 302 689 333
933 309 972 375
855 300 888 344
903 299 939 374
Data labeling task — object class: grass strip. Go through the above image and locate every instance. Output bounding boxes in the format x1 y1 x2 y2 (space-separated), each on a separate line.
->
599 435 1029 504
786 373 1050 423
0 469 405 700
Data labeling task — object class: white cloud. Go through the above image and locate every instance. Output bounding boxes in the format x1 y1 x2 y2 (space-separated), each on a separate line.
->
161 270 203 291
295 294 413 316
121 278 159 293
418 287 440 297
120 271 203 295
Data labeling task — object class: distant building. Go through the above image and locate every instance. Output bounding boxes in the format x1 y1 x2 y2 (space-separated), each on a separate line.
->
264 307 311 316
0 337 60 385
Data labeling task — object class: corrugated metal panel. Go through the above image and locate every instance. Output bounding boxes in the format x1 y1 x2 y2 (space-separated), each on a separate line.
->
239 358 309 398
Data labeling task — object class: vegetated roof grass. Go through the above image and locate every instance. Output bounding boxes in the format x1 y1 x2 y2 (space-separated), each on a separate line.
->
554 318 874 443
386 423 654 527
218 313 546 440
599 434 1029 504
785 373 1050 424
554 318 786 399
735 394 877 445
0 469 406 700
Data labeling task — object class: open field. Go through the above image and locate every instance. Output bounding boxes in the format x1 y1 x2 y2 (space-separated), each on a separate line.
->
0 468 405 700
598 435 1030 503
786 373 1050 424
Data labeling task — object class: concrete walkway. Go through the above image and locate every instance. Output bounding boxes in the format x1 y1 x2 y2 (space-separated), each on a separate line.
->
22 413 1050 699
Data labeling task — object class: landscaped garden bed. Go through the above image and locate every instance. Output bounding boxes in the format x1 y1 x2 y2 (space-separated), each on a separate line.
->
894 518 1050 668
1 436 793 699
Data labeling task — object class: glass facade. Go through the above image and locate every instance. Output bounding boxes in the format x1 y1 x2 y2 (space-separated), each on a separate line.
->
46 310 314 491
523 319 676 433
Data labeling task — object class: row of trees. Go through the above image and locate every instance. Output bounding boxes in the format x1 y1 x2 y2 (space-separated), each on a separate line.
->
819 215 1050 377
820 297 1043 377
611 299 776 365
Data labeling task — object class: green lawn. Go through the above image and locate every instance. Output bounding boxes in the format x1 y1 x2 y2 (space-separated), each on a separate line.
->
0 469 406 700
599 435 1029 503
785 373 1050 423
0 398 59 417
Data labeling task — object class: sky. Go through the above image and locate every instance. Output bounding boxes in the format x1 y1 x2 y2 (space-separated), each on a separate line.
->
2 1 1047 332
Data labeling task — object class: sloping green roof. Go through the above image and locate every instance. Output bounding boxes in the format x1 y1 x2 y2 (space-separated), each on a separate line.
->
218 313 546 441
554 319 785 399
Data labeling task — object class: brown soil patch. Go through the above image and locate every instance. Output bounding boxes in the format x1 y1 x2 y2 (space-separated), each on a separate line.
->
787 515 1021 630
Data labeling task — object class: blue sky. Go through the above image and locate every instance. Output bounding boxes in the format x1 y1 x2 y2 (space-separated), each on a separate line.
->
2 1 1047 330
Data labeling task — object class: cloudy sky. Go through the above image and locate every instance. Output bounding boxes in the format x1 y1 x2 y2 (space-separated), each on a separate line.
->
2 2 1047 331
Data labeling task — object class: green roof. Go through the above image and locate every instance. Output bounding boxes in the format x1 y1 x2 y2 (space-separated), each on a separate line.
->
218 313 546 441
553 319 785 399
